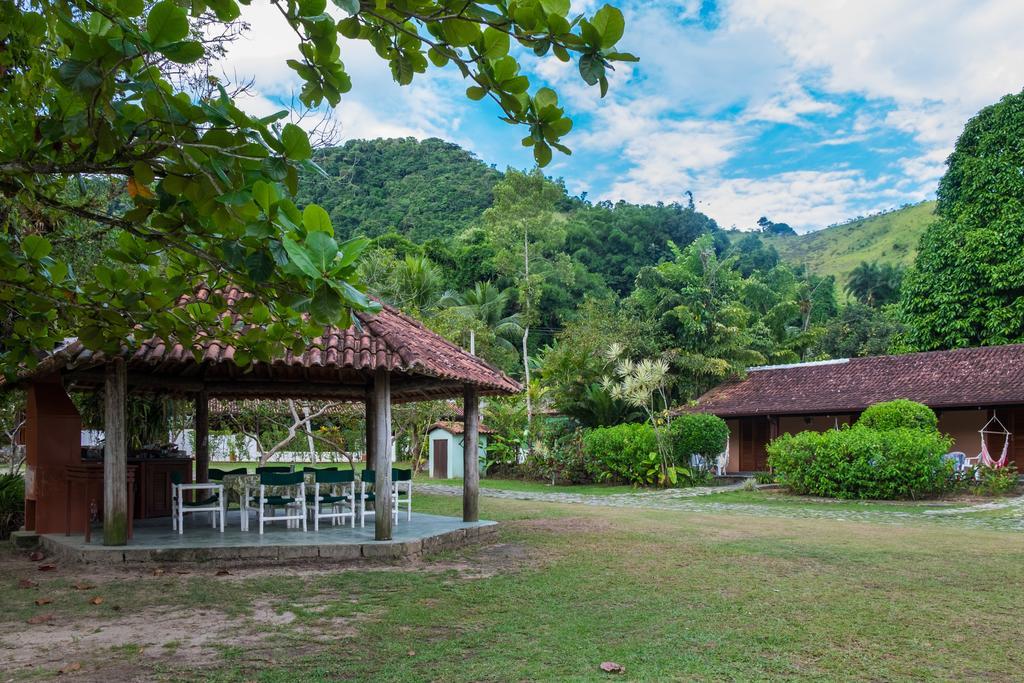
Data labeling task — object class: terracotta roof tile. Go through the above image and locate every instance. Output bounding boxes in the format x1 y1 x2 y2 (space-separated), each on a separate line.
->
688 344 1024 417
16 286 522 399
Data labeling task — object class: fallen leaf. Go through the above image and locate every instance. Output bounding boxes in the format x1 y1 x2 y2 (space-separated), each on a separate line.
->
407 650 416 657
72 582 94 591
28 551 44 562
174 570 190 575
18 579 38 589
215 569 231 576
37 564 56 572
89 596 104 605
58 661 81 674
151 568 165 576
26 613 53 625
600 662 626 674
34 598 52 606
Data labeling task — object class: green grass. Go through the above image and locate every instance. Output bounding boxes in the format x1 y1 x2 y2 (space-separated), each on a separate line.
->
4 492 1023 681
729 200 937 283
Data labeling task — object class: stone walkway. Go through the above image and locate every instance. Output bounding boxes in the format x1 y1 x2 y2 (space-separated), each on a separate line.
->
417 483 1024 533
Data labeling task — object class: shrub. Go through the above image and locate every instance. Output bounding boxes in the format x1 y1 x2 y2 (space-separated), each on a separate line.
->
965 464 1020 496
858 399 937 431
0 473 24 540
582 423 658 486
529 420 592 485
767 425 953 499
667 413 729 469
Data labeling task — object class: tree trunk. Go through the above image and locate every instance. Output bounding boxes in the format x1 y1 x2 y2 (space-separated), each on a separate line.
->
469 328 475 355
463 385 480 522
195 390 209 483
371 368 392 541
522 325 532 439
103 359 128 546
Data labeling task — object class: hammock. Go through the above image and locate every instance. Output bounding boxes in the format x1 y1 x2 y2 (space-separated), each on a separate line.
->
979 415 1011 469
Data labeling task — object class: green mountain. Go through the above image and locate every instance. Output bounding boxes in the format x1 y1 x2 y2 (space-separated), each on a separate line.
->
747 201 937 281
297 138 502 242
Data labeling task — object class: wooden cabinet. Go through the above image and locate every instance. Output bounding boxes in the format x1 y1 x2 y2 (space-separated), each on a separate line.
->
131 458 192 519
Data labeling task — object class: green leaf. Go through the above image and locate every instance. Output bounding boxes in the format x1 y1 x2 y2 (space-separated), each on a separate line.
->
310 286 343 322
336 237 370 268
591 4 625 48
539 0 570 16
331 0 360 14
147 1 189 47
303 204 333 234
442 18 480 47
252 180 273 213
466 86 487 101
298 0 326 17
306 231 338 272
533 141 552 167
578 54 604 86
159 41 204 64
57 61 103 92
281 238 321 280
281 123 312 161
21 235 52 260
482 27 510 59
117 0 145 17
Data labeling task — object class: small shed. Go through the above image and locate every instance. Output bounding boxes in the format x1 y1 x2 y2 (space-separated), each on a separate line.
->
427 421 494 479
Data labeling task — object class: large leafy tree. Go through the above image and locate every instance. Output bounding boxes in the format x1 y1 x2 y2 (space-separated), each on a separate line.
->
845 260 902 307
900 91 1024 349
0 0 634 374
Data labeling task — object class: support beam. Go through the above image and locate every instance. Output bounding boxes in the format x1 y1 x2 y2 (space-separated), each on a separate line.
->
364 389 376 471
372 368 392 541
463 385 480 523
195 389 209 484
103 359 128 546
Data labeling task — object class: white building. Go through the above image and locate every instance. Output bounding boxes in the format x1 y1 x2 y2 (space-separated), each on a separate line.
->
426 421 492 479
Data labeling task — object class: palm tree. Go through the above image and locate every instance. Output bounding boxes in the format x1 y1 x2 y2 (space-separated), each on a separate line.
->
388 254 445 312
441 282 523 355
846 261 904 306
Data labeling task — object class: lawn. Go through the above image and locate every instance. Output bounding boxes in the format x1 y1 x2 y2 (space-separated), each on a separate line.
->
3 493 1023 681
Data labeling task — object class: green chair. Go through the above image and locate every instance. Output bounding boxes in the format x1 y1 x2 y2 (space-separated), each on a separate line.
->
243 471 306 534
392 468 413 523
306 469 355 530
255 465 292 474
170 471 224 534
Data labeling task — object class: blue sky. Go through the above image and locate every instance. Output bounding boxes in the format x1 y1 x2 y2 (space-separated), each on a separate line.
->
222 1 1024 233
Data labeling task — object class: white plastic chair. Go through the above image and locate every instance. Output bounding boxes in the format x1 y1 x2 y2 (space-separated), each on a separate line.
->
307 469 356 531
243 471 307 534
170 474 224 534
392 468 413 523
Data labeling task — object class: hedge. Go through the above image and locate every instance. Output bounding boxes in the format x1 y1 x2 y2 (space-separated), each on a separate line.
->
668 413 729 468
858 399 938 431
581 423 658 485
767 425 953 499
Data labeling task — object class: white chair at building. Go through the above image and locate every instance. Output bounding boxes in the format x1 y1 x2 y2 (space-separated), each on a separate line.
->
170 472 224 534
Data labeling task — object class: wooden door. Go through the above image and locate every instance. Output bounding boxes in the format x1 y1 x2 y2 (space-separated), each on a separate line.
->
432 439 448 479
739 417 770 471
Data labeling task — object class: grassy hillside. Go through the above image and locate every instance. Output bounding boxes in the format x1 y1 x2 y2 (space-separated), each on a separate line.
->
732 201 937 282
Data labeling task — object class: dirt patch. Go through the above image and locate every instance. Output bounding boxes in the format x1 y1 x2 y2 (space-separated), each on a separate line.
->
510 516 614 534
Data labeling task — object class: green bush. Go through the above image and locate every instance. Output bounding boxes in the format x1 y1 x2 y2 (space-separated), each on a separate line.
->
667 413 729 468
0 473 25 539
858 399 937 431
582 423 658 486
529 420 592 485
767 425 953 499
965 465 1020 496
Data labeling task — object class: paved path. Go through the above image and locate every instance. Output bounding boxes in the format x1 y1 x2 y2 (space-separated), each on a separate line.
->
417 483 1024 532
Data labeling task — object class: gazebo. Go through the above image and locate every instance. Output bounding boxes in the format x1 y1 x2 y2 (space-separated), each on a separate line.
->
10 286 521 549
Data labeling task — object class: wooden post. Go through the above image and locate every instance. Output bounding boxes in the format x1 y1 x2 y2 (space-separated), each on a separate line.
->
463 384 480 523
195 389 209 484
364 390 376 471
372 368 392 541
103 358 128 546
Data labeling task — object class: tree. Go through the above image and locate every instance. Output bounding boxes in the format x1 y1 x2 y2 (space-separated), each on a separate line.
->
756 216 797 236
0 0 634 375
483 169 572 435
441 282 522 356
901 91 1024 349
845 261 903 307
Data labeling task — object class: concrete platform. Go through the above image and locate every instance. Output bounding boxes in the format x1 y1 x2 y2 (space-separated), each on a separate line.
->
39 511 498 564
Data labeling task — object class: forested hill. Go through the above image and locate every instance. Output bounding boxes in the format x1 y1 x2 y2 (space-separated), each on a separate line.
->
745 201 937 281
297 138 502 241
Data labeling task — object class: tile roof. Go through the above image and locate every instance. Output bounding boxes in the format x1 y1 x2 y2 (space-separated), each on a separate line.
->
687 344 1024 417
428 420 496 435
16 286 521 401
